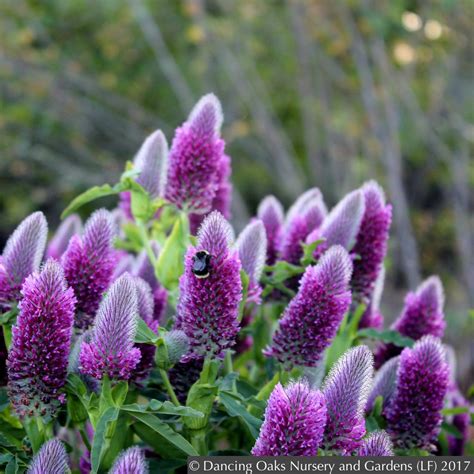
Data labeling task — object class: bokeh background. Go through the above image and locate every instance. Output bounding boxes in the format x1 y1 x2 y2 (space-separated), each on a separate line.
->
0 0 472 387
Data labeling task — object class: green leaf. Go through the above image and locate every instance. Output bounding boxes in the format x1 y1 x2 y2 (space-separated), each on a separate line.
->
156 213 190 290
358 328 415 348
219 392 262 439
121 400 203 418
325 305 365 372
441 421 463 439
61 182 126 218
365 416 380 433
238 270 250 322
130 182 154 222
129 412 198 456
300 239 324 266
441 406 470 416
263 261 304 285
90 407 120 473
134 318 159 344
0 307 18 325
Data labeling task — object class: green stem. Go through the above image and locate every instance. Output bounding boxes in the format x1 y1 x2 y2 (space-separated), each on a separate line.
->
224 350 237 393
190 430 207 455
159 369 180 406
79 427 92 452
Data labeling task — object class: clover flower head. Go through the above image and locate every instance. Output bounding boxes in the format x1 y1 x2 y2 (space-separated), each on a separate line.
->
110 446 148 474
176 211 242 359
264 245 352 369
165 94 227 214
322 346 374 454
358 431 394 456
252 381 327 456
46 214 82 260
1 212 48 308
133 129 168 198
79 273 141 380
257 195 284 265
27 439 69 474
8 260 75 420
62 209 117 329
385 335 449 450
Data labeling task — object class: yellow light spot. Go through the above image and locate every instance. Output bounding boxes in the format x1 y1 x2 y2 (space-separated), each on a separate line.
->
393 42 416 65
424 20 443 40
186 25 206 44
402 11 422 32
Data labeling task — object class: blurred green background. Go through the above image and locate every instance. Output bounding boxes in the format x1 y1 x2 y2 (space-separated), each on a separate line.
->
0 1 472 386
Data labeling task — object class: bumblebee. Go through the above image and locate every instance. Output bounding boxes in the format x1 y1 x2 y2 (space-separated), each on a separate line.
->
192 250 211 278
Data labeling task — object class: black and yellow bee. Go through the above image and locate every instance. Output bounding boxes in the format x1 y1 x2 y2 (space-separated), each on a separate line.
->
192 250 211 278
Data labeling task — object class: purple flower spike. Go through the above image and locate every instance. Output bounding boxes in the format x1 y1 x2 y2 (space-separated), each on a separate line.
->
322 346 374 454
165 94 227 214
257 195 284 265
445 388 470 455
351 181 392 305
281 189 327 265
444 345 470 455
133 277 155 327
252 381 327 456
264 245 352 369
8 261 75 420
236 220 267 303
79 274 141 380
62 209 117 329
190 153 232 235
376 276 445 367
46 214 82 260
133 243 168 323
131 276 158 382
176 211 242 359
0 211 48 309
359 266 385 330
28 439 69 474
306 190 365 257
358 431 394 456
110 446 148 474
134 129 168 199
385 336 449 450
366 356 400 414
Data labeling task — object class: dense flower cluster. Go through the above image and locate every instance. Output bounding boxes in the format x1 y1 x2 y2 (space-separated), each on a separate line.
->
175 211 242 359
385 336 449 450
62 209 117 329
7 261 75 419
0 94 470 471
376 276 445 367
252 381 327 456
264 245 352 369
79 274 141 380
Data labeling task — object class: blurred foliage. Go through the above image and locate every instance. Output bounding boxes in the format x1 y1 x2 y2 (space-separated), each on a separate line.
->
0 2 472 313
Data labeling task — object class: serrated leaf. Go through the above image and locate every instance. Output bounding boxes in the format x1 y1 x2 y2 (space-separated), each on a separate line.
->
358 328 415 348
130 412 198 456
61 182 126 218
219 392 262 439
